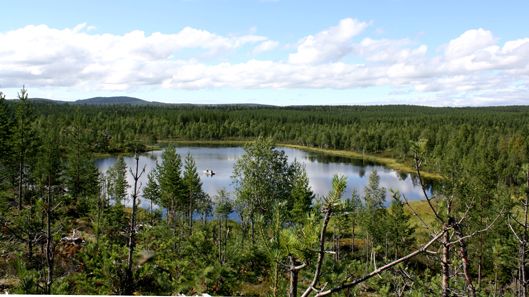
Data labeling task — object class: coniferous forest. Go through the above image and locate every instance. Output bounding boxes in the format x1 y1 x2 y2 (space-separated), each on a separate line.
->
2 88 529 296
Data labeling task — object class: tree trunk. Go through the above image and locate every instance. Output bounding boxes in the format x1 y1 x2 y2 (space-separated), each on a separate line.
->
188 192 193 235
27 203 34 263
301 208 332 297
522 169 529 297
126 155 144 295
442 227 450 297
96 185 103 250
218 217 223 264
454 225 476 297
273 262 279 297
150 197 154 226
250 212 255 245
223 216 228 264
18 155 23 210
289 265 299 297
288 255 298 297
351 221 355 254
288 255 306 297
45 176 53 294
521 244 527 297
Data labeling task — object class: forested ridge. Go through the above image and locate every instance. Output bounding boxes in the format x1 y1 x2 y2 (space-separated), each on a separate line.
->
20 100 529 171
1 89 529 296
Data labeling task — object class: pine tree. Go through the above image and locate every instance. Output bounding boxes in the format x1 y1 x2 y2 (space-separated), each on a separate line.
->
363 170 388 266
364 169 386 210
214 189 232 264
143 165 161 224
0 92 13 176
289 161 314 224
157 145 184 227
34 126 63 294
182 153 203 233
11 87 40 263
346 189 364 254
107 156 128 205
386 191 415 259
65 110 99 214
12 87 38 210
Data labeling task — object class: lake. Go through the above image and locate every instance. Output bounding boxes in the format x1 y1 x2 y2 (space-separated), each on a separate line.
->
95 145 431 209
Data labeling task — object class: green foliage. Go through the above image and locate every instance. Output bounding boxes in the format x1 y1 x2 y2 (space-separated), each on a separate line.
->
157 145 184 223
106 156 128 205
363 170 388 246
3 91 529 295
143 165 161 221
214 188 232 219
289 161 315 224
182 153 207 230
233 137 294 218
365 169 386 210
12 257 41 294
0 92 13 177
386 191 415 259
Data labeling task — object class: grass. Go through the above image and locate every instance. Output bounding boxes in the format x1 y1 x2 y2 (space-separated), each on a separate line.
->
279 144 443 180
403 199 440 242
93 144 163 158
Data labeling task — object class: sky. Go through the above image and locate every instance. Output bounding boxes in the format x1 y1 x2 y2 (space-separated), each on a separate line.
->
0 0 528 106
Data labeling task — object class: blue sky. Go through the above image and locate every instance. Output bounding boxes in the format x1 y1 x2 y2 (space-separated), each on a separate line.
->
1 0 528 105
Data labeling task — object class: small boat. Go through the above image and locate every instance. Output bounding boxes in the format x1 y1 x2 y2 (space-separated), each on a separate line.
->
203 169 215 176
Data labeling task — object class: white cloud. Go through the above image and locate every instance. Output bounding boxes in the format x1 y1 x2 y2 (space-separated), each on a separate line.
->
253 40 279 54
0 24 270 89
288 18 369 64
445 28 496 59
356 38 428 63
1 21 529 105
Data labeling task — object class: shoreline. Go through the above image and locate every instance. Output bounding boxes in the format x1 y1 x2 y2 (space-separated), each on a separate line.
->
94 139 442 180
173 139 442 180
281 144 442 180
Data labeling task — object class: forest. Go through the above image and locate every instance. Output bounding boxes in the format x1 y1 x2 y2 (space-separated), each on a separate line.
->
1 88 529 296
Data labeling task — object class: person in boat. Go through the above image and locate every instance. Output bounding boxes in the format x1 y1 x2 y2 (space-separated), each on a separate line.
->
203 169 215 175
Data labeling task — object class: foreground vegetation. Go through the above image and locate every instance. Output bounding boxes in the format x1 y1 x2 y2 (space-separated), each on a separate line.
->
1 88 529 296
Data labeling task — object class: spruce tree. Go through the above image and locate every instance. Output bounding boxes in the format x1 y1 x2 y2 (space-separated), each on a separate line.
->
289 161 314 224
386 191 415 259
157 145 184 227
13 87 37 210
107 156 128 205
0 92 13 175
65 110 99 214
143 166 161 224
182 152 203 233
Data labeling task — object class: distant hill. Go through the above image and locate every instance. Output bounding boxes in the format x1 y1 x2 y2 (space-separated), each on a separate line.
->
16 96 276 107
74 96 163 106
28 98 68 104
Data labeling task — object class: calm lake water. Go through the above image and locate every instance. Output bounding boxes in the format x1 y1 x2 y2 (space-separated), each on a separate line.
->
95 145 431 209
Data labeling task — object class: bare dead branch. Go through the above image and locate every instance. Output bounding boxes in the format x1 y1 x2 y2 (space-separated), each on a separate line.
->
300 207 333 297
414 153 443 223
508 218 523 244
511 214 527 229
452 225 476 297
401 193 434 233
448 211 501 247
314 231 445 297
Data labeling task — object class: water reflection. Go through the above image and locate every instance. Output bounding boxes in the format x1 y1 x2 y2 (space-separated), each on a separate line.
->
94 145 433 209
